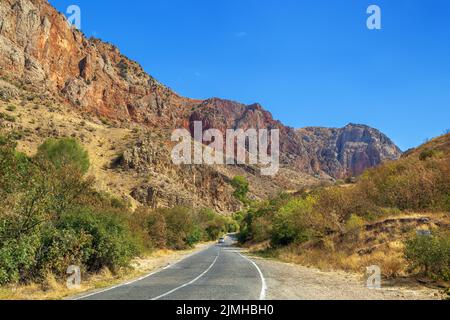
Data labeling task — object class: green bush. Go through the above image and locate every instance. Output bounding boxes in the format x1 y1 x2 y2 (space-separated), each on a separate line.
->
186 225 204 247
344 214 365 242
419 149 437 161
135 207 232 250
0 135 139 284
251 216 272 243
405 232 450 281
0 112 16 122
272 196 323 246
37 137 90 174
57 209 139 272
0 233 41 284
6 105 16 112
231 176 249 204
163 207 195 250
36 226 93 278
204 217 226 241
345 215 365 233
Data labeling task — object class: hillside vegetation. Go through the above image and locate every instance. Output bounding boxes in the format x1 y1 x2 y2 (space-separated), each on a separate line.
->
239 133 450 281
0 134 235 286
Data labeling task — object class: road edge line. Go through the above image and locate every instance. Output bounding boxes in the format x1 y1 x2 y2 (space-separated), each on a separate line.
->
238 252 267 301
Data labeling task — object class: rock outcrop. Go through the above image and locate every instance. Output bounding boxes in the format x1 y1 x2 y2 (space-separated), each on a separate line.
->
0 0 198 124
297 124 402 178
189 98 402 178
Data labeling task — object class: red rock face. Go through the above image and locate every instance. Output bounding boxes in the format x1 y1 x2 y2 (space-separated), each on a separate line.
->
187 99 402 178
297 124 402 178
0 0 199 125
0 0 402 180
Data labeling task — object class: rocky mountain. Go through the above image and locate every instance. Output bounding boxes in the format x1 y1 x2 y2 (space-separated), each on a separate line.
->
297 124 402 178
0 0 402 212
190 99 401 178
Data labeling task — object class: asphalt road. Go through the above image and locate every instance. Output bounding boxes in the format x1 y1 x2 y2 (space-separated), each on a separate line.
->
76 235 266 300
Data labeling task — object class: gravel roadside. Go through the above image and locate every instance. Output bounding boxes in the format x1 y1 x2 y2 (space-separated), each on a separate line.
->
250 257 443 300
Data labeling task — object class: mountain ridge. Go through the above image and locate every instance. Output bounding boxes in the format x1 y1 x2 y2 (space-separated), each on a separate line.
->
0 0 402 211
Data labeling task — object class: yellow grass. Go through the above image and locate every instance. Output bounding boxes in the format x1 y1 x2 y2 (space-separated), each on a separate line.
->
250 212 450 279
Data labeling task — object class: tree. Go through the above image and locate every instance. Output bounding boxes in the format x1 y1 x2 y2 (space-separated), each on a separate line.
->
37 138 90 174
231 176 249 204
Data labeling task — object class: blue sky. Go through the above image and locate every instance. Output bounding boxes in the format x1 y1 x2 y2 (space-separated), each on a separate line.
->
50 0 450 150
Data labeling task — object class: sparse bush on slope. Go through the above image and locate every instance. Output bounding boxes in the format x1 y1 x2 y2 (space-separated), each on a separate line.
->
37 137 90 174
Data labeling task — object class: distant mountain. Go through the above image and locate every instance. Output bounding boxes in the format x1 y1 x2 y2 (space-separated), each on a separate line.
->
190 99 401 178
0 0 402 212
297 124 402 178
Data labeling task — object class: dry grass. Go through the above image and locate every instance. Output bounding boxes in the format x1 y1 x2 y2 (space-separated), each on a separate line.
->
250 212 450 279
263 243 407 278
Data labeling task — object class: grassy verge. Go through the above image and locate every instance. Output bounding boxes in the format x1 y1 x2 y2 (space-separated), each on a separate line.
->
246 212 450 280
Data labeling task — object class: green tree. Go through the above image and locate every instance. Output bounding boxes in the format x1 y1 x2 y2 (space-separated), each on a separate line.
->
231 176 249 204
405 231 450 280
37 137 90 174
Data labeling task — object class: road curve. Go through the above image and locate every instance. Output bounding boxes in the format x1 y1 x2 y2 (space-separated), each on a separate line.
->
75 235 266 300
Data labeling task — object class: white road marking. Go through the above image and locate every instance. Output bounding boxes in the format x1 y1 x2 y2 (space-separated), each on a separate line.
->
150 251 221 300
237 252 267 300
73 245 214 300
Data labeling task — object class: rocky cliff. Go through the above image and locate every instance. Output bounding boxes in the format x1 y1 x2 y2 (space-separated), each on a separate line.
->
0 0 197 123
0 0 402 212
297 124 402 178
190 99 402 178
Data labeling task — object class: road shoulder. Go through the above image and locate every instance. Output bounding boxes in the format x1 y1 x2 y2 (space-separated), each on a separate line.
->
245 255 444 300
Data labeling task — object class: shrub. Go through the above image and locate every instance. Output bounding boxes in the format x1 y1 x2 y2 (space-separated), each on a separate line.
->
405 231 450 280
36 226 93 279
136 207 232 250
272 196 323 246
204 216 226 241
251 216 272 243
6 105 16 112
224 217 239 233
0 233 41 284
167 207 193 249
419 149 436 161
0 134 141 284
345 215 365 233
144 208 168 249
357 157 450 212
57 209 139 273
0 112 16 122
231 176 249 204
37 137 90 174
186 225 204 247
344 214 365 242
